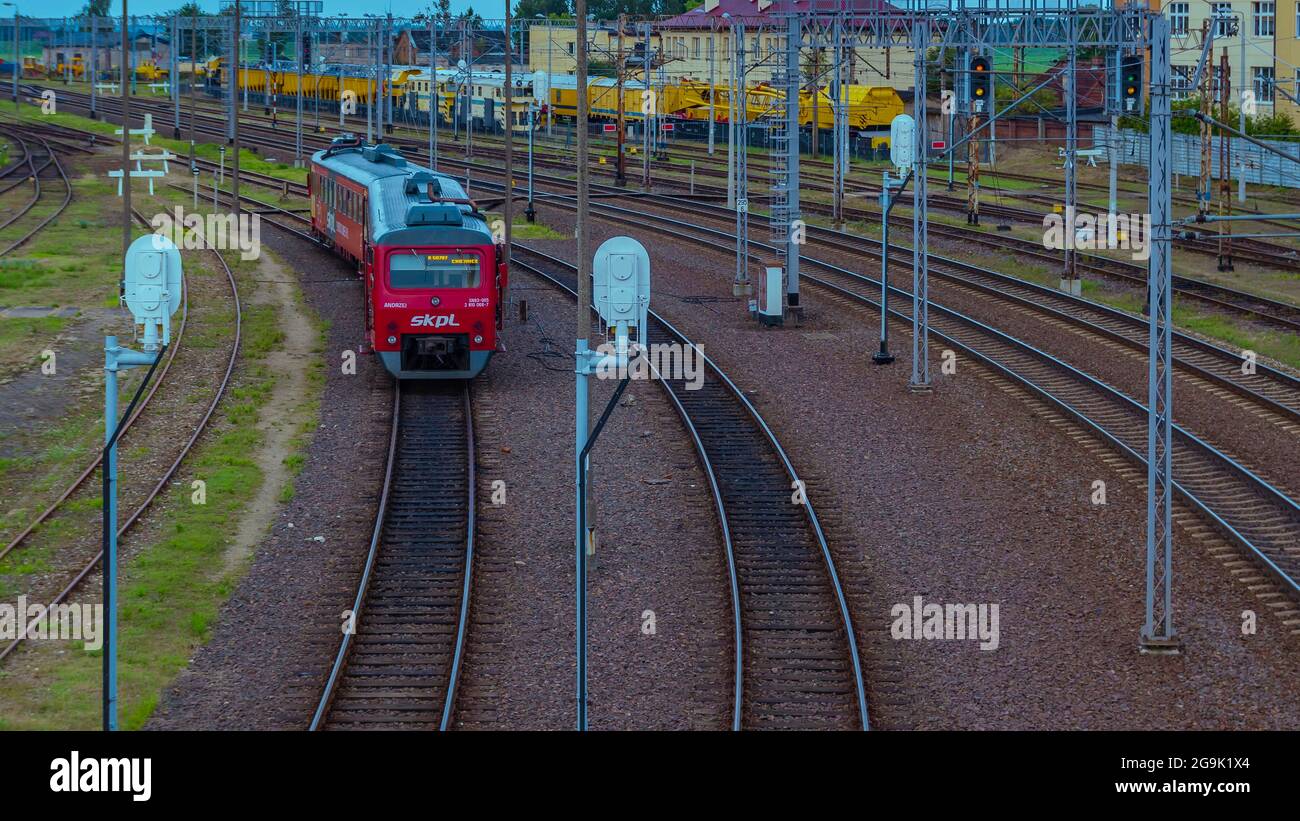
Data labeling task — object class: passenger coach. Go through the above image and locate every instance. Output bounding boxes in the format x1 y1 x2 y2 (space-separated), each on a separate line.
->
308 135 506 379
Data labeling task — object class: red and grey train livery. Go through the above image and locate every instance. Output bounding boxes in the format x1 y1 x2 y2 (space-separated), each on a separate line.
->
308 135 506 379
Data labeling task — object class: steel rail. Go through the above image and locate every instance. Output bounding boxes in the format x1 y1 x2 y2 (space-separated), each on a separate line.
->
514 244 869 731
513 191 1300 599
483 179 1300 427
440 384 476 732
309 383 402 731
0 133 73 256
511 252 746 731
0 210 242 664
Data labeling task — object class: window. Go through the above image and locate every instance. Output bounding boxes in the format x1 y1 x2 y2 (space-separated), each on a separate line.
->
692 37 700 59
1253 66 1274 102
1253 1 1275 35
566 41 574 56
389 251 482 289
1212 2 1235 37
1168 2 1189 35
1171 65 1192 99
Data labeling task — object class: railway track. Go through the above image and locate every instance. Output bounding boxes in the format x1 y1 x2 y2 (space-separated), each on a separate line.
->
35 84 1300 300
513 245 870 730
0 128 72 256
0 208 242 665
224 193 483 732
498 185 1300 619
239 175 871 729
437 152 1300 338
480 176 1300 432
311 382 476 731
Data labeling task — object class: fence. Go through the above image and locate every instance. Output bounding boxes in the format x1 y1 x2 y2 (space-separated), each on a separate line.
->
1093 124 1300 189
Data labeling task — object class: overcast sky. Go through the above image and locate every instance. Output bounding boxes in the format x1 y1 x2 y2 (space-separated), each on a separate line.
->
30 1 497 18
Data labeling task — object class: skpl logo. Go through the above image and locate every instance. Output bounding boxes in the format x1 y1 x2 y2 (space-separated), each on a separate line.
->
412 314 460 328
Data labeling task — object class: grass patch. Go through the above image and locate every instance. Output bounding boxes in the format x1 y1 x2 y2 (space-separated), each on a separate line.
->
509 221 564 241
0 230 326 727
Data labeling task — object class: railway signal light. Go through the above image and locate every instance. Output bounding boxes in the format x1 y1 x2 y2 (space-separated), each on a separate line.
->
1122 53 1144 110
969 56 992 107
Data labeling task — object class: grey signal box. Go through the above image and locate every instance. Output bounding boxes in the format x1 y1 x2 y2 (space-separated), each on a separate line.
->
592 236 650 342
122 234 183 349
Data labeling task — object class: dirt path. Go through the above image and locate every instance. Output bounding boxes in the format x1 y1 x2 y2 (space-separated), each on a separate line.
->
221 249 316 576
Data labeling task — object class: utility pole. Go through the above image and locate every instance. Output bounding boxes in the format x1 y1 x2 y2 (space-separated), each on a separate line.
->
909 19 931 394
232 0 240 218
641 21 651 189
1237 11 1246 203
504 2 513 271
725 18 734 208
1141 11 1179 654
832 18 844 228
967 50 983 226
189 8 196 171
707 23 715 156
573 0 591 733
1218 49 1234 271
365 22 373 143
733 17 748 299
810 45 819 159
109 0 131 731
545 17 552 137
90 14 97 118
1108 46 1119 218
1198 20 1212 224
226 9 235 143
8 5 17 112
295 16 303 167
121 1 130 267
1063 38 1077 294
436 15 441 170
615 14 626 186
783 14 799 312
171 15 179 137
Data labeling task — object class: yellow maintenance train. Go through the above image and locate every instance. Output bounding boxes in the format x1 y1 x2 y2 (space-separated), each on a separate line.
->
212 58 903 133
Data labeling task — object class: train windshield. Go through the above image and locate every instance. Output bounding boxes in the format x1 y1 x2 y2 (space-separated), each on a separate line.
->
389 250 482 289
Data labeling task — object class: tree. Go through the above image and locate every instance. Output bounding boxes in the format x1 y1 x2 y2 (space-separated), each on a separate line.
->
80 0 111 17
514 0 569 18
436 0 453 25
456 7 484 27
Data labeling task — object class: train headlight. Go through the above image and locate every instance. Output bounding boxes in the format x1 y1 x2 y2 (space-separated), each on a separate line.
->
387 335 397 344
473 335 483 344
431 296 441 307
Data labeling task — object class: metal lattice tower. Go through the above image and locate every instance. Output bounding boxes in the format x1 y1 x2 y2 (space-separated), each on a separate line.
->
773 14 800 307
831 16 846 228
910 19 931 392
733 20 750 295
768 18 791 254
1063 36 1078 293
1143 12 1179 653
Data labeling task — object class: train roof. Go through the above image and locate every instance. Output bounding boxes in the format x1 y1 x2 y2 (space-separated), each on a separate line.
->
312 140 491 247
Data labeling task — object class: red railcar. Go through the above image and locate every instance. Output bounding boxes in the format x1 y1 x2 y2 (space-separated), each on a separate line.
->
309 136 505 379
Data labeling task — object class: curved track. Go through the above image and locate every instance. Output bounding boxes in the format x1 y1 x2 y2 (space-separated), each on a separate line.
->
514 245 869 730
34 84 1300 334
0 128 72 256
508 188 1300 606
0 208 243 665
